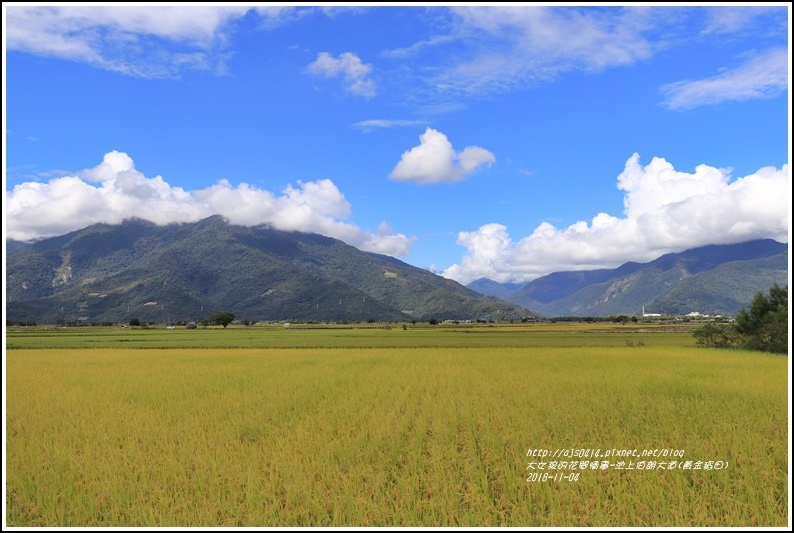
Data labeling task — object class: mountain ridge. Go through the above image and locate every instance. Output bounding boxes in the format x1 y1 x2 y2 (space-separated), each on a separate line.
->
467 239 788 317
6 216 534 324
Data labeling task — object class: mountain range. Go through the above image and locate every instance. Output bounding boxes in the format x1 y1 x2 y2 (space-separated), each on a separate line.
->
6 217 788 324
467 239 788 317
5 216 534 325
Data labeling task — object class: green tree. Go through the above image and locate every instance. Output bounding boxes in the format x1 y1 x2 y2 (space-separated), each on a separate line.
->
211 311 236 328
129 317 141 327
692 321 741 349
734 283 788 354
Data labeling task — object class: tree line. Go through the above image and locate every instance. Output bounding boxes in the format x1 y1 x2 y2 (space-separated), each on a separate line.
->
129 311 238 329
693 283 788 354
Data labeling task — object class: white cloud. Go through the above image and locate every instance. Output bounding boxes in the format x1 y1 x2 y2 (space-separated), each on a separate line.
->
4 5 302 78
352 119 428 132
305 52 376 98
443 154 790 284
252 6 313 29
406 6 787 104
389 128 495 184
427 6 659 96
660 48 789 110
5 151 415 257
382 35 457 59
700 6 787 36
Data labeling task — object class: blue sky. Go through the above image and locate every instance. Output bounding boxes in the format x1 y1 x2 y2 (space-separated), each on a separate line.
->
4 4 791 284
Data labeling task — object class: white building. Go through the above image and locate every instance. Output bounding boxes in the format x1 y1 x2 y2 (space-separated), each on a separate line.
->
642 306 661 317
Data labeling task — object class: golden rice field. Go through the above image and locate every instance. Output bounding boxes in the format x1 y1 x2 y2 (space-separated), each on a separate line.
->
4 323 789 527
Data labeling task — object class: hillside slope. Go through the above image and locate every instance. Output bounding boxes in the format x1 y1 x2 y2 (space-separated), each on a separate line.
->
468 240 788 316
6 216 534 324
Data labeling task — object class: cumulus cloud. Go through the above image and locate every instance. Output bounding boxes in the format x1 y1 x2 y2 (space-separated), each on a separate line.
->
659 48 789 110
389 128 495 184
5 151 415 257
443 153 790 284
305 52 376 98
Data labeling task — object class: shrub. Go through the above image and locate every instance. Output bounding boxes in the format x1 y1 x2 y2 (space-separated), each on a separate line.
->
692 322 741 349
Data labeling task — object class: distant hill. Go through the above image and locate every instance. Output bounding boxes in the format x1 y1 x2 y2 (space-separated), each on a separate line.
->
465 278 524 299
5 240 30 254
467 240 788 317
5 216 535 324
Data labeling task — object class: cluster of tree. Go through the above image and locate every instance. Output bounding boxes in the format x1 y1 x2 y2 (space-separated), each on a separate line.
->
127 312 238 328
127 318 159 328
207 311 236 328
693 283 788 354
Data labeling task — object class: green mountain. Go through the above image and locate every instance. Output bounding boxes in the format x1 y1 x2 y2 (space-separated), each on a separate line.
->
6 240 30 254
468 240 788 317
649 253 789 315
5 216 535 324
